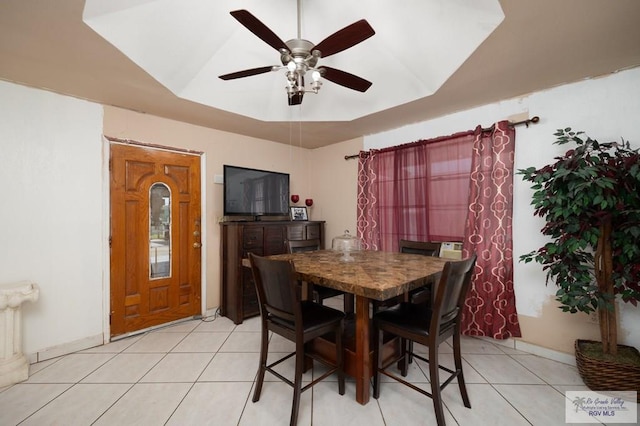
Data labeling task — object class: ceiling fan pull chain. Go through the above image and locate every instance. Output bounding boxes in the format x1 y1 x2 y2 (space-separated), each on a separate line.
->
297 0 302 39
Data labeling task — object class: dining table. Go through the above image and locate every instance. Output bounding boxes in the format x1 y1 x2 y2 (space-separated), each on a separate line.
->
267 249 449 405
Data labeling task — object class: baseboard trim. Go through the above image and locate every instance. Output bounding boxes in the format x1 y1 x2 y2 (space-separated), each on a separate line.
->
27 333 105 364
25 309 221 363
480 336 576 366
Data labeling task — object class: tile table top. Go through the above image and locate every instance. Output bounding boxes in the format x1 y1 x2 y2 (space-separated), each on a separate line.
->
268 250 448 300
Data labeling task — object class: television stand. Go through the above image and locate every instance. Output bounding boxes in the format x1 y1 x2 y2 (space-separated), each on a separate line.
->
256 215 290 222
220 220 325 323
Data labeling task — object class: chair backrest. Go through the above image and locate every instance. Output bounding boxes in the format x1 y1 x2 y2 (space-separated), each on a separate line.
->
430 254 477 336
287 238 321 254
249 253 300 324
399 239 442 257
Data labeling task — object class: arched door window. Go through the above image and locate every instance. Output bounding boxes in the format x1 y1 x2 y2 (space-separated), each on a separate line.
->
149 183 171 279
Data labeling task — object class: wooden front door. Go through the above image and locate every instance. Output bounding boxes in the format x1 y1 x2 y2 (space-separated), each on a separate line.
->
110 143 202 337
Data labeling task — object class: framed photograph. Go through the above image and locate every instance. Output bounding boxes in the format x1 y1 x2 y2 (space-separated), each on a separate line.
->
290 206 308 221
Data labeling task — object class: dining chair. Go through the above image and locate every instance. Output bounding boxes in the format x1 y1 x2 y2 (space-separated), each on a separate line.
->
373 240 443 313
396 239 445 363
399 239 443 303
399 239 442 257
372 254 477 426
286 239 354 314
248 253 345 426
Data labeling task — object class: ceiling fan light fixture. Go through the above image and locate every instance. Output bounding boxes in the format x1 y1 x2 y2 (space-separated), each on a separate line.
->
220 9 375 106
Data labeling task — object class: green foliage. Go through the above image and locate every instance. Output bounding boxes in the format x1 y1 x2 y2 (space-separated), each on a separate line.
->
518 128 640 314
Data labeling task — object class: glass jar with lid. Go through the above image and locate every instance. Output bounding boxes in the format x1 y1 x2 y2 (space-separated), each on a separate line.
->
331 230 362 262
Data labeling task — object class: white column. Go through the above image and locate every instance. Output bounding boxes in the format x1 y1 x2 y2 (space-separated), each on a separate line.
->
0 281 39 387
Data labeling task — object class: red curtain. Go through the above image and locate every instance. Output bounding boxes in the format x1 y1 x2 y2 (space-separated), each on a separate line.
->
461 121 521 339
357 121 521 339
357 132 474 251
357 150 382 250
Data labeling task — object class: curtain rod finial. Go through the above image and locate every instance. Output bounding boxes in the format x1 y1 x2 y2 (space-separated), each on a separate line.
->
526 116 540 127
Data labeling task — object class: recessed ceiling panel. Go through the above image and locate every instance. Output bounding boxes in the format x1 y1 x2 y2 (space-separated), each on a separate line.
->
83 0 504 122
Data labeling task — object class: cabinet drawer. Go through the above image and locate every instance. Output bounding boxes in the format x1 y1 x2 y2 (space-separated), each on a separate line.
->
243 227 263 248
286 225 305 241
306 224 321 239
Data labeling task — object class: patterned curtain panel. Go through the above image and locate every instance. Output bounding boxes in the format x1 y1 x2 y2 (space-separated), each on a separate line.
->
357 150 381 250
461 121 521 339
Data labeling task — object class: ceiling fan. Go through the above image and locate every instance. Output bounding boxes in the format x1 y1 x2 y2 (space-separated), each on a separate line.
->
219 3 375 106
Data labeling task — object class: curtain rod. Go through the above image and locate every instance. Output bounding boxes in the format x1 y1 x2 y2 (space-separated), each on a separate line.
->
344 116 540 160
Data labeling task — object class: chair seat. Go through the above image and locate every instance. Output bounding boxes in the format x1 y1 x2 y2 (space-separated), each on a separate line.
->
374 302 432 338
271 301 345 334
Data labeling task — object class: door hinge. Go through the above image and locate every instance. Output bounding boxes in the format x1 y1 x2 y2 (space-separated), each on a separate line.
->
109 236 112 248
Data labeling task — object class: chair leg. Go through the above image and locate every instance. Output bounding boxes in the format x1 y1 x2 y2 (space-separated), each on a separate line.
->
399 337 409 377
343 293 354 315
453 332 471 408
336 322 345 395
252 325 269 403
428 343 446 426
372 327 383 399
290 340 305 426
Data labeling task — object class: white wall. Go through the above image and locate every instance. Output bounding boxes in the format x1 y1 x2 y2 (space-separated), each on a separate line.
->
0 81 105 360
364 67 640 353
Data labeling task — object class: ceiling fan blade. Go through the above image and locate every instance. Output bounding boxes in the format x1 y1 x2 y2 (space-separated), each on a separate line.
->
230 10 288 52
219 66 275 80
313 19 375 58
319 66 372 92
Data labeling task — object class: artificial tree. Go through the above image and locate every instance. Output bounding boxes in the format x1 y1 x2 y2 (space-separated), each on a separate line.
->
519 128 640 357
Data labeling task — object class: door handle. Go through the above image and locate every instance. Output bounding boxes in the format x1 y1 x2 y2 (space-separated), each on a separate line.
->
193 218 202 249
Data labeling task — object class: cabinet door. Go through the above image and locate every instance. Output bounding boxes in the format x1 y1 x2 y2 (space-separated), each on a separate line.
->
306 224 321 240
241 266 260 317
243 227 264 249
264 225 286 255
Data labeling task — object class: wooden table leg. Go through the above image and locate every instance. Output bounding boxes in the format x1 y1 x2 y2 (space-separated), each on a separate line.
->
354 295 370 404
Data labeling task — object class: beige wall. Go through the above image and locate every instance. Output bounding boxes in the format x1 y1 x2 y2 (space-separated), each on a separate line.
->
308 138 363 246
103 105 607 357
518 297 601 354
103 106 312 309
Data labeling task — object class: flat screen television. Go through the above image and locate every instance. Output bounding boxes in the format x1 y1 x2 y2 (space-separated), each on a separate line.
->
223 165 290 219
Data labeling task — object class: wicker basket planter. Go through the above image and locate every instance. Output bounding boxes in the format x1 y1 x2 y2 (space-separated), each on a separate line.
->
575 339 640 401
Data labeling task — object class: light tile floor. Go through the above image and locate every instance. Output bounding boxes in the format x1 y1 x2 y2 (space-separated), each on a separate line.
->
0 297 629 425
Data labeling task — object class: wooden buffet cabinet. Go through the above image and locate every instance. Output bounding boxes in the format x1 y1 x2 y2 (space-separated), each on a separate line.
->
220 220 325 324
